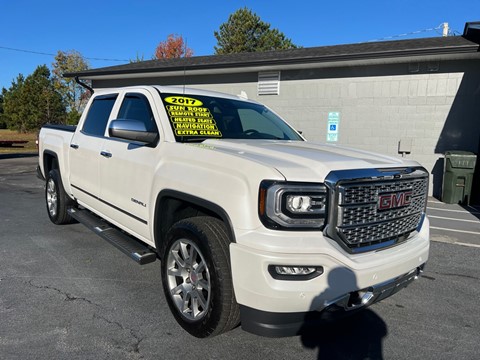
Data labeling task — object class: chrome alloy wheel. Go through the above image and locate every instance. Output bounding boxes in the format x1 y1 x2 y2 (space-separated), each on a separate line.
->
46 178 58 218
166 239 211 321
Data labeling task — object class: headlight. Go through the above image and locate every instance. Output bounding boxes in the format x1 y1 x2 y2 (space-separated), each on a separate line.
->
259 181 327 229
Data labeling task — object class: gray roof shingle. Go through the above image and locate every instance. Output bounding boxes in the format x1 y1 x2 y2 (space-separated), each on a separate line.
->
66 36 479 79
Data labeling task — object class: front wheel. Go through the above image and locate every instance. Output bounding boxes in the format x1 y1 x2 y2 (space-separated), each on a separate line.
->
45 169 75 225
161 217 240 337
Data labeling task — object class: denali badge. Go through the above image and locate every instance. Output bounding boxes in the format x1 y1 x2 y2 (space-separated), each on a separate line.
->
131 198 147 208
378 191 412 210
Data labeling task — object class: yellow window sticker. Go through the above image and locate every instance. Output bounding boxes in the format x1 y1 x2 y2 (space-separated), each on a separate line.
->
174 123 218 131
164 96 203 107
163 95 222 138
175 130 222 136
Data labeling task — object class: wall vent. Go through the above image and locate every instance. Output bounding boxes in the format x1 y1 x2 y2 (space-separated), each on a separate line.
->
258 71 280 95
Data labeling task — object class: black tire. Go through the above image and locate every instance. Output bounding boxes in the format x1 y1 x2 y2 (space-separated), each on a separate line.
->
45 169 75 225
161 216 240 338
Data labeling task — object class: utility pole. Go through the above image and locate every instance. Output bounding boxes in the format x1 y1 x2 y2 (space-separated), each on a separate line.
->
442 22 449 37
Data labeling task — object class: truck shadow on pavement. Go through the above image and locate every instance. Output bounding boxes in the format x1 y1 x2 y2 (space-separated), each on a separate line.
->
299 267 388 359
300 309 387 360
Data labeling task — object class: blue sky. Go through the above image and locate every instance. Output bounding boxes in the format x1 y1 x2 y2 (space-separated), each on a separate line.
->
1 0 479 89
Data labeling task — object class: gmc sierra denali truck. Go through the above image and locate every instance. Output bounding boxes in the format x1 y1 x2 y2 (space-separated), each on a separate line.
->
38 85 429 338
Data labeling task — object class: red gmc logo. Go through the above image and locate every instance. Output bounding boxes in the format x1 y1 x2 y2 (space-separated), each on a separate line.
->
378 191 413 210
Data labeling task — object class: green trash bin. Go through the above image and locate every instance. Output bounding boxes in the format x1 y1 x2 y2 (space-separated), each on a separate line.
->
442 151 477 205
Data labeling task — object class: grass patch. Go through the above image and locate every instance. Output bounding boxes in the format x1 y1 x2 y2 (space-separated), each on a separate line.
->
0 129 38 154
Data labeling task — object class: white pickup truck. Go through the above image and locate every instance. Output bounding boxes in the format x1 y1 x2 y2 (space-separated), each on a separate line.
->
38 85 429 338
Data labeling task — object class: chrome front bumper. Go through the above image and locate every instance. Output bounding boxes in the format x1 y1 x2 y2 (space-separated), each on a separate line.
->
240 264 425 337
321 264 425 317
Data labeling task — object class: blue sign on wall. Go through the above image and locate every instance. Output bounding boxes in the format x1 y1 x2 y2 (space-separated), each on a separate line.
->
327 112 340 142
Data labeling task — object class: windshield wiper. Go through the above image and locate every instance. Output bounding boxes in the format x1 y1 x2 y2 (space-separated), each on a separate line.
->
181 137 209 143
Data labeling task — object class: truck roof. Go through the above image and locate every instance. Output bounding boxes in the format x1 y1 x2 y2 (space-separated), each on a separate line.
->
94 85 255 104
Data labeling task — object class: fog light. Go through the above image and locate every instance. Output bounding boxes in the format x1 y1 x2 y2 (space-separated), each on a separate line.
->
268 265 323 280
275 266 316 275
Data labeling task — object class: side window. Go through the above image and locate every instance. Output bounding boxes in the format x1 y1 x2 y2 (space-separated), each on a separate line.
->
82 95 117 136
117 93 158 132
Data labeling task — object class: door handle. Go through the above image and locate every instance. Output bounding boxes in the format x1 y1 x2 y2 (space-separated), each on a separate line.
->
100 151 112 158
70 143 79 149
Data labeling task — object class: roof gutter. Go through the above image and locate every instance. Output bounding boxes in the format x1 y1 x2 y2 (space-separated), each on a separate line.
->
74 76 94 94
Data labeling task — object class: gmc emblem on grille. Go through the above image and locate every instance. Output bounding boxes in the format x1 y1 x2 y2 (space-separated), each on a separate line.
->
378 191 413 210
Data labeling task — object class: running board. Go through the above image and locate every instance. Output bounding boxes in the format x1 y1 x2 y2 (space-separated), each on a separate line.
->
68 208 157 265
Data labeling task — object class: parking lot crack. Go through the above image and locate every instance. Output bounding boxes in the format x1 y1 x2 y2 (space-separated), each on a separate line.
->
26 279 101 307
93 313 145 356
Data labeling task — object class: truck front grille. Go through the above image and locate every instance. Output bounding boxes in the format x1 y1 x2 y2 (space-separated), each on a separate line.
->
326 168 428 253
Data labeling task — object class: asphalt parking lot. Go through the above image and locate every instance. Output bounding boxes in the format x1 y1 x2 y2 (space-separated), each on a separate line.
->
428 199 480 248
0 155 479 360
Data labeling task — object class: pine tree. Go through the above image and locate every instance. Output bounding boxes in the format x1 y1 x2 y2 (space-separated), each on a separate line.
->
2 65 66 132
214 8 297 54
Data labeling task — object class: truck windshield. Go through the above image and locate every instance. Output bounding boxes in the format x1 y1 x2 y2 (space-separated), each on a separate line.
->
159 93 303 142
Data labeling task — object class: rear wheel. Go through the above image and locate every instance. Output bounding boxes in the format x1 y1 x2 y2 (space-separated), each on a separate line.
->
161 216 240 337
45 169 75 225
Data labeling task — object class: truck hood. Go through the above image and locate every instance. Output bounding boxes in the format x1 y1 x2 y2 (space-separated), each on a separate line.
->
200 139 420 182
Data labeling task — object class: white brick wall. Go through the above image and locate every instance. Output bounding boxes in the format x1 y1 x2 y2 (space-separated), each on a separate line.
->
250 72 466 195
